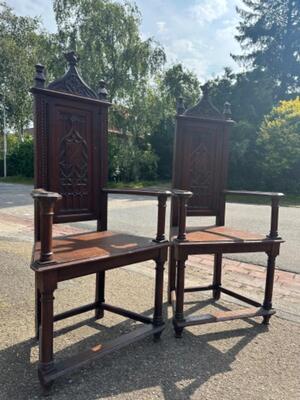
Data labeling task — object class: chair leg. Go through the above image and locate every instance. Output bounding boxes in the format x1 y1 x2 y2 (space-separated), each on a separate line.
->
38 277 56 391
262 252 277 325
213 253 222 300
173 259 186 338
168 246 176 305
153 260 165 341
95 271 105 319
35 274 41 340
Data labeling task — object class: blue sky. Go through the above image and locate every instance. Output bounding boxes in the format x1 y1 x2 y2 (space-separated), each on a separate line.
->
7 0 245 81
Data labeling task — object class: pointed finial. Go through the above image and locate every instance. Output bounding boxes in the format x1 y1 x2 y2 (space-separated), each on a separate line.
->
200 82 210 98
34 64 46 88
176 97 185 115
64 51 79 67
98 80 108 100
223 101 232 120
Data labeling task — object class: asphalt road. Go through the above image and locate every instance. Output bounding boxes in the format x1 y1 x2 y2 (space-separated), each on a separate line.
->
0 182 299 273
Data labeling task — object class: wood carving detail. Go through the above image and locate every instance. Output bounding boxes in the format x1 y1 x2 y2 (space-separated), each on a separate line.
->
48 52 97 99
59 114 89 209
189 134 213 209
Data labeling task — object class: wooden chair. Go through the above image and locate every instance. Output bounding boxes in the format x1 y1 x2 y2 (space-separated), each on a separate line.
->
30 52 170 390
168 85 284 338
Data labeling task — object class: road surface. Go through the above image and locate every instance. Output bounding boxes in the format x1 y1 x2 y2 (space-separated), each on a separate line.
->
0 182 299 273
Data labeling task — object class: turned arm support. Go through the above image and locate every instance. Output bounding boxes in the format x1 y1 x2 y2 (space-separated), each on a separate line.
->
32 189 62 263
172 189 193 241
102 188 171 242
223 190 284 239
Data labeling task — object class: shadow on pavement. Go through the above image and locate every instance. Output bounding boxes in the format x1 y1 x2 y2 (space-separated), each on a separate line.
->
0 301 267 400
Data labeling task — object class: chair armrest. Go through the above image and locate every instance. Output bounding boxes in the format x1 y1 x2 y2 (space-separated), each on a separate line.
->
102 188 171 242
172 189 193 241
223 190 285 239
102 188 171 197
31 189 62 263
223 190 284 198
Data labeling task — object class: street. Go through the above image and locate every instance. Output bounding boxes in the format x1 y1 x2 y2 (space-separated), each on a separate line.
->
0 182 299 273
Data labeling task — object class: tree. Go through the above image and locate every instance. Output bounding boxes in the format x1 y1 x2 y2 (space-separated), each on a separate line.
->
257 97 300 192
0 2 48 136
232 0 300 99
149 64 200 179
53 0 166 101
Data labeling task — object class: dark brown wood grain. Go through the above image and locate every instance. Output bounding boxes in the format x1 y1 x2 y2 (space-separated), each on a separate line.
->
31 53 169 391
169 89 284 338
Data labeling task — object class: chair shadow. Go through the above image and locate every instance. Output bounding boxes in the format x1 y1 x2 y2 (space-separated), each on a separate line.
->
0 300 269 400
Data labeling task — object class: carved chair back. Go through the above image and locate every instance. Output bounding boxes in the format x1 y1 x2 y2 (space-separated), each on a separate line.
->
31 52 111 239
171 85 234 226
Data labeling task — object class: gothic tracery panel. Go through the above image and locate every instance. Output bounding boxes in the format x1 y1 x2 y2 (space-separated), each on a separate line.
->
57 111 91 214
188 131 215 210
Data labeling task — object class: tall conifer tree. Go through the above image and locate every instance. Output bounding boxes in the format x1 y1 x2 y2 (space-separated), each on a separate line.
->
232 0 300 99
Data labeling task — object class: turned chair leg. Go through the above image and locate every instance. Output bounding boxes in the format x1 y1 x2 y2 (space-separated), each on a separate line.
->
262 252 277 325
38 277 56 392
213 253 222 300
35 274 41 340
95 271 105 319
173 259 186 338
168 246 176 305
153 260 165 341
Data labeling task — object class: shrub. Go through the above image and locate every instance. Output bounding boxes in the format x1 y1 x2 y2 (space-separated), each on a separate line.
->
257 97 300 193
0 134 34 177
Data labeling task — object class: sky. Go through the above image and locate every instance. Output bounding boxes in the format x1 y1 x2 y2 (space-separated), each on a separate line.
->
7 0 245 82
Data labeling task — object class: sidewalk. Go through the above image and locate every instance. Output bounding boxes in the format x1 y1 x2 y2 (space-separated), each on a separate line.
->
0 237 299 400
0 202 300 399
0 208 299 321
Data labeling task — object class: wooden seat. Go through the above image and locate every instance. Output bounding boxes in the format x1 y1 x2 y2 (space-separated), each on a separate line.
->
172 225 266 243
168 85 284 338
30 53 170 391
33 231 165 266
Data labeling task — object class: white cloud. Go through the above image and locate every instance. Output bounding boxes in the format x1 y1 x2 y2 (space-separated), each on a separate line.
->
156 21 167 34
190 0 229 24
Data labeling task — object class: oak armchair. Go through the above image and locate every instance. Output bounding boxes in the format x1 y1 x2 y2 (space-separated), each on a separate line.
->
31 52 170 391
168 86 284 338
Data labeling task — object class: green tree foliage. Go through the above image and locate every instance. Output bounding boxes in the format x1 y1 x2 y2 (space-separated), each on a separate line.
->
0 2 48 136
208 68 275 189
53 0 165 99
52 0 166 181
149 64 200 179
257 98 300 192
232 0 300 99
0 134 33 177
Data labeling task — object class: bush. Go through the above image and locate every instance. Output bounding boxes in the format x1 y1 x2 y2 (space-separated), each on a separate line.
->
108 134 158 182
0 134 34 177
257 97 300 193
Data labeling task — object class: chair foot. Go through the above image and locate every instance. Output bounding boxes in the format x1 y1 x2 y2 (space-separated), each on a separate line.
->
153 331 162 342
42 382 53 397
213 289 221 301
174 327 184 339
262 314 272 325
95 308 104 320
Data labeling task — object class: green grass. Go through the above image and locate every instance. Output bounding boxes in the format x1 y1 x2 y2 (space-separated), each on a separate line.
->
0 175 34 185
108 180 171 190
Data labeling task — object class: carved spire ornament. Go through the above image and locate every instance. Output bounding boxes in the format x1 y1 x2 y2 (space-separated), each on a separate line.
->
34 64 46 88
98 80 108 100
48 51 98 99
184 82 224 120
176 97 185 115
